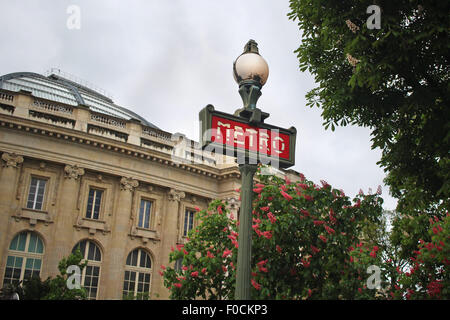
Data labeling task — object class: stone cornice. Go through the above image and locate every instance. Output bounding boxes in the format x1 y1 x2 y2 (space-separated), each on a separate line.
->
0 114 241 181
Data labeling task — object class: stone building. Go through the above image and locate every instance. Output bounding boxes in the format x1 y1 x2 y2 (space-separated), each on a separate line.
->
0 71 298 299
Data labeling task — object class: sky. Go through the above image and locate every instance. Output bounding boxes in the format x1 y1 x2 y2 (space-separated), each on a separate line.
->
0 0 397 210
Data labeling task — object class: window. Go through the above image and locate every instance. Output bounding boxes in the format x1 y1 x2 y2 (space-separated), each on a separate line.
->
26 177 47 210
85 188 103 220
174 258 183 272
3 232 44 286
138 199 152 229
72 240 102 300
183 209 195 237
123 249 152 300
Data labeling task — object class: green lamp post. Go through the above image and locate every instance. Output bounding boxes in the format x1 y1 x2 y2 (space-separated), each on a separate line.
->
233 40 269 300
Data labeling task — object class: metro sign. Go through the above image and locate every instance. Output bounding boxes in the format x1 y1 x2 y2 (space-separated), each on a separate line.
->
199 105 296 168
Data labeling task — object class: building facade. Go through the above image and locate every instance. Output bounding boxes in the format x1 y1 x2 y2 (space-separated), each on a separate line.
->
0 71 299 299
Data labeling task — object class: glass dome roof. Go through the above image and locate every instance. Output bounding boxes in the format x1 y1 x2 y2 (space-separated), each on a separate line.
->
0 71 159 129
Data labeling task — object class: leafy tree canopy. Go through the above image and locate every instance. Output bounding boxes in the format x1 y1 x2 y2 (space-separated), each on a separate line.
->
287 0 449 213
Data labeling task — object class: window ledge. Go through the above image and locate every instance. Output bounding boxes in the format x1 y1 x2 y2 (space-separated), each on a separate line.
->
13 208 53 226
75 217 110 235
130 225 160 244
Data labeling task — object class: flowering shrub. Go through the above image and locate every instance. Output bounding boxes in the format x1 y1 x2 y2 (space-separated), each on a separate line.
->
389 214 449 299
162 170 387 299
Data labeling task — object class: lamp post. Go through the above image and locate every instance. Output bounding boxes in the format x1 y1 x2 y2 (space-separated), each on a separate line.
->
199 39 296 299
233 40 269 300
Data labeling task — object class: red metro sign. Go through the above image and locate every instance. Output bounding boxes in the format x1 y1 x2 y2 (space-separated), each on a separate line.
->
199 105 296 168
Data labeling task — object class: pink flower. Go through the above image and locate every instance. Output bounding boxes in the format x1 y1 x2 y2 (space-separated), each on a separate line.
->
173 283 182 289
320 180 329 188
257 259 268 267
176 244 184 251
276 245 282 253
183 249 188 255
302 258 310 268
311 245 320 254
324 225 335 234
182 266 188 271
207 251 215 259
217 205 223 215
258 265 268 273
313 220 325 226
253 187 263 194
251 279 261 290
370 251 376 258
297 183 308 190
280 190 293 201
300 209 310 217
262 231 272 239
160 265 166 270
195 206 200 212
191 271 198 277
159 271 164 276
376 185 382 195
329 208 337 224
201 268 207 274
319 235 327 243
267 212 276 224
260 206 270 212
222 248 232 258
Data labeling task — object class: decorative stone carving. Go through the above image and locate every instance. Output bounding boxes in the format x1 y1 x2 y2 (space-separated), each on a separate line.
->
1 152 24 168
168 188 185 202
120 177 139 191
227 196 241 210
39 162 46 170
64 164 85 180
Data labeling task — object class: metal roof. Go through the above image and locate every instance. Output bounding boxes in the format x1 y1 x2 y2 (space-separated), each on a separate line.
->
0 71 159 129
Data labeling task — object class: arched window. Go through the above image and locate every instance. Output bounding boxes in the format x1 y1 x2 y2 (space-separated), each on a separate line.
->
3 231 44 286
72 240 102 300
123 248 152 300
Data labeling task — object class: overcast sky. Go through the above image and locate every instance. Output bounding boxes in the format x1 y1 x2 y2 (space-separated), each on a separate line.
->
0 0 397 209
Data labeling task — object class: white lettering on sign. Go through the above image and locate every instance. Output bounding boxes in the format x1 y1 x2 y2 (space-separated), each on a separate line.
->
272 136 285 154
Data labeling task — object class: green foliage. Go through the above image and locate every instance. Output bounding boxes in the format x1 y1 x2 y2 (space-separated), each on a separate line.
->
0 250 88 300
390 214 450 299
287 0 450 213
162 171 386 299
43 249 88 300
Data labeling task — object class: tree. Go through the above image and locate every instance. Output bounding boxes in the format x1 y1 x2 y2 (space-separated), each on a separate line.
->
287 0 449 213
0 250 87 300
43 249 88 300
162 170 387 299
